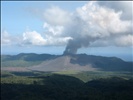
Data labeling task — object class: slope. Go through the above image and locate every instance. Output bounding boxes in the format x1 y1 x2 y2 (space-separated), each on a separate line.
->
29 55 97 71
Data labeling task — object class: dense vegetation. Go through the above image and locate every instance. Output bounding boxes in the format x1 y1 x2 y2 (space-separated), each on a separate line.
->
1 71 133 100
1 53 133 100
1 76 133 100
70 54 133 71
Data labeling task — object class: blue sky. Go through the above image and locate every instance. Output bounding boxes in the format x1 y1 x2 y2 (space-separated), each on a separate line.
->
1 1 133 61
1 1 87 34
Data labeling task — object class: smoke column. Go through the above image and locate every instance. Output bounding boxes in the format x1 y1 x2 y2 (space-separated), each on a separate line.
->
62 2 132 55
63 37 98 55
63 39 81 55
31 1 131 55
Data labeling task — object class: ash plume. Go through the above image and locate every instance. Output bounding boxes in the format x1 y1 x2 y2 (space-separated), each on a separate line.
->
62 1 132 54
63 37 98 55
63 39 82 55
18 1 132 51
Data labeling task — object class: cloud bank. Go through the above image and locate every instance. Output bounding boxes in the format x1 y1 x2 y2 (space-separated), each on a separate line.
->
1 1 133 54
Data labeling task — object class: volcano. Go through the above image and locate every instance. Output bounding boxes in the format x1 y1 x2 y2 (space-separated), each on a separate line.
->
1 53 132 72
28 55 97 72
27 54 132 72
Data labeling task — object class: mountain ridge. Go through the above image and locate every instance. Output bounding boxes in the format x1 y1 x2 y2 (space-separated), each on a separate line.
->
1 53 133 72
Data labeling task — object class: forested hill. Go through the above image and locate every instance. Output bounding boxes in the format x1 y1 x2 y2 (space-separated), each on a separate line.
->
1 53 133 71
1 53 58 67
1 75 133 100
1 53 58 61
70 54 133 71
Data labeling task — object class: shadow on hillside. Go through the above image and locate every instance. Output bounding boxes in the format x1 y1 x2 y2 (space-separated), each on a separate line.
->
1 74 133 100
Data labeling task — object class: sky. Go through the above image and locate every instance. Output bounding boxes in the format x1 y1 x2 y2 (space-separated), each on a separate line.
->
1 1 133 61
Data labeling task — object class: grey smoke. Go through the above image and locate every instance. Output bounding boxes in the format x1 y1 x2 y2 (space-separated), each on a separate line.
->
19 1 132 53
63 37 99 54
63 1 132 54
63 39 84 54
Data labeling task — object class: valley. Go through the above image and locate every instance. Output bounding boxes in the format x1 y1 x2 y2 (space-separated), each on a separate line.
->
1 70 133 100
1 53 133 100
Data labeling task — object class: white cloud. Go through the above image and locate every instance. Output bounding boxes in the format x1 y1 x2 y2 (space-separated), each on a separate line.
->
16 1 133 48
90 35 133 47
1 30 11 45
115 34 133 46
76 1 131 36
43 22 64 36
1 30 20 45
22 29 72 46
23 31 46 45
2 1 132 49
97 1 133 20
61 1 132 53
43 6 71 26
43 36 72 46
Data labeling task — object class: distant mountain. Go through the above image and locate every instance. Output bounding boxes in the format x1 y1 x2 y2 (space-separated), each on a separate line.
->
69 54 133 71
1 53 57 61
1 53 133 72
1 53 58 67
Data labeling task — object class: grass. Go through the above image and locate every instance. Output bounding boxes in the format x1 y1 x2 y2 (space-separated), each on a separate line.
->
1 60 42 67
1 76 43 84
53 71 133 82
82 71 132 82
53 70 80 75
1 70 132 84
1 71 44 84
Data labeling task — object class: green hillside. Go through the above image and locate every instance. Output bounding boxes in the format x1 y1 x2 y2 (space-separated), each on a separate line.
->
1 73 133 100
1 53 57 67
1 53 133 72
1 69 133 100
70 54 133 71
